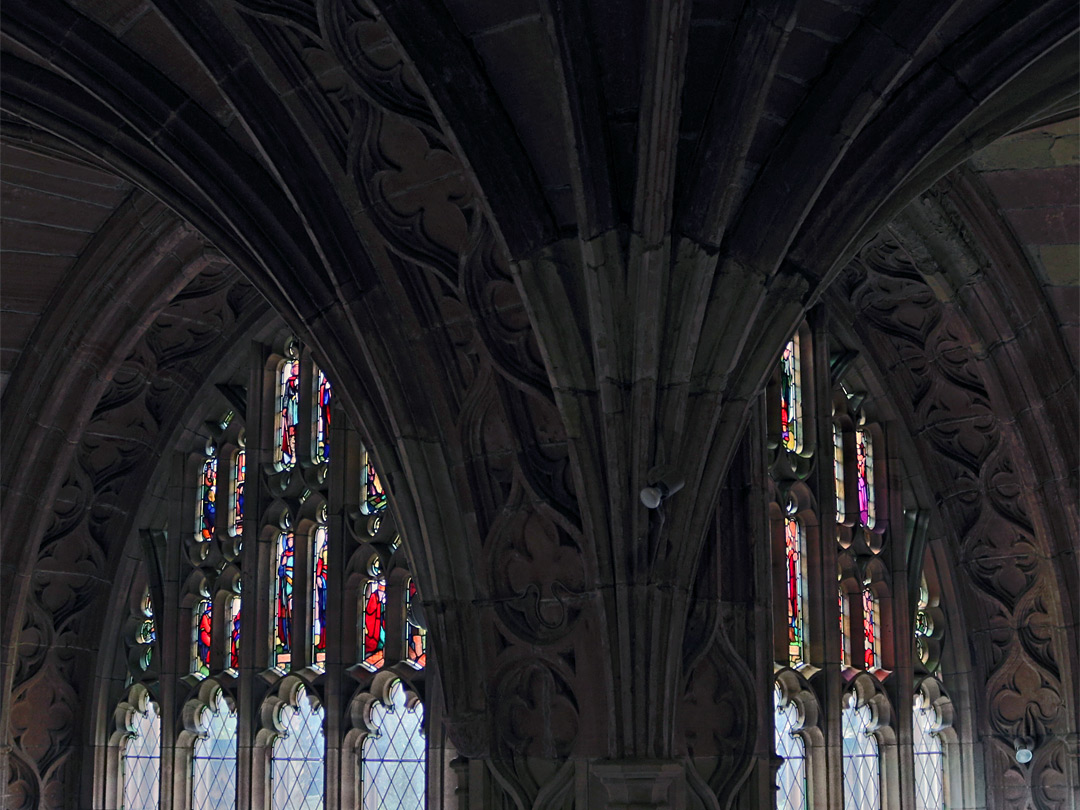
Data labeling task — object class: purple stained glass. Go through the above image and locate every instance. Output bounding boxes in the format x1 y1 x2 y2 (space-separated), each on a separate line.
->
856 427 875 528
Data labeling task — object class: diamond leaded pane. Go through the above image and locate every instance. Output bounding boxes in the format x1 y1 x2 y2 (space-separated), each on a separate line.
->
123 699 160 810
272 685 325 810
193 689 238 810
362 681 426 810
773 688 807 810
842 699 880 810
913 695 944 810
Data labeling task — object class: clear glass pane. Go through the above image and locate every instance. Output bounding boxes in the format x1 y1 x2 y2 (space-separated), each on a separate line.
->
193 690 238 810
271 685 325 810
362 681 426 810
842 699 880 810
913 694 944 810
773 687 806 810
123 699 160 810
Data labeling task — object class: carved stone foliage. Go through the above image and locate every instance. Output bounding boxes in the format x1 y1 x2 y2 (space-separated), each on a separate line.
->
5 266 262 808
842 232 1070 798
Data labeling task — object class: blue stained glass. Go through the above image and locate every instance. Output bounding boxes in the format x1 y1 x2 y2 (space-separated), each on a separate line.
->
123 697 160 810
362 681 425 810
199 456 217 541
780 338 802 453
276 360 300 470
275 533 295 671
192 689 238 810
313 370 331 464
271 686 325 810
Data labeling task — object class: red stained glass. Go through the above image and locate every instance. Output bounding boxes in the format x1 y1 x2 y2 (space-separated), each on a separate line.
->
856 427 875 528
312 527 329 666
231 450 245 537
780 339 802 452
785 518 807 667
192 598 212 677
361 560 386 671
227 594 241 670
862 584 879 670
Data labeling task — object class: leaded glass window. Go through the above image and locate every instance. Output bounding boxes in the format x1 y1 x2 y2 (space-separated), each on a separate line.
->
274 531 295 671
361 556 387 671
313 368 331 464
915 576 934 670
862 583 880 670
122 696 160 810
842 696 880 810
785 517 807 667
311 523 329 668
271 685 325 810
780 337 803 453
192 689 238 810
773 687 807 810
839 580 850 668
275 358 301 471
913 693 944 810
404 578 427 669
137 587 156 670
362 680 426 810
192 597 212 678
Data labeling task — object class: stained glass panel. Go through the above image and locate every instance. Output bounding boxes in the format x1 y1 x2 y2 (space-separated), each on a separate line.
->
780 338 802 453
362 455 387 515
271 686 325 810
361 681 426 810
274 532 295 671
361 559 387 671
312 526 329 667
313 369 331 464
404 578 427 669
226 593 241 671
138 587 156 669
842 698 880 810
231 450 245 537
856 426 875 528
199 455 218 541
833 423 845 520
862 584 879 670
192 598 212 678
192 689 238 810
123 697 160 810
276 359 301 470
839 582 850 668
915 577 934 670
785 518 807 667
913 693 945 810
773 687 807 810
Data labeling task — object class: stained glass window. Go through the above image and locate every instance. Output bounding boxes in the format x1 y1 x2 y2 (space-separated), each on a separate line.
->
226 592 241 671
862 583 880 670
275 359 301 471
785 517 807 667
833 423 845 520
312 526 329 668
192 689 238 810
271 685 325 810
192 597 212 678
313 369 332 464
361 680 426 810
915 577 934 670
780 337 803 453
842 696 880 810
913 693 945 810
361 557 387 671
231 450 245 537
198 454 218 542
122 696 160 810
274 532 295 671
856 426 875 529
774 687 807 810
137 587 156 669
839 581 850 668
404 578 427 669
361 455 387 515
